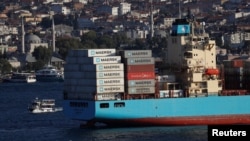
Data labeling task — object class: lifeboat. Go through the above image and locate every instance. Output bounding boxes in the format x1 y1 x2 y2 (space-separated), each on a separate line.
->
205 68 219 75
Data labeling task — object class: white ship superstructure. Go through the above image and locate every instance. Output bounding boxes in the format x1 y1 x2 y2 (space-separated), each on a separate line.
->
166 18 222 97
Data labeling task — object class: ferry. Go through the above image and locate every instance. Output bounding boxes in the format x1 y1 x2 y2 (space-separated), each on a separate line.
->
3 72 36 83
28 98 63 114
35 65 64 82
62 15 250 127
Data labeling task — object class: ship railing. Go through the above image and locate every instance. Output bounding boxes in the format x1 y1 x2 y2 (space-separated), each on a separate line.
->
219 90 250 96
188 93 208 97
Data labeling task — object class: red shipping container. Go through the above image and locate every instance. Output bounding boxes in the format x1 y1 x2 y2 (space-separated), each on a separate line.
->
125 64 155 72
232 60 243 68
126 72 155 80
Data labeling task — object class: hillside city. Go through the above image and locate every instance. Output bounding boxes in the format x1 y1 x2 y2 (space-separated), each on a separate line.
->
0 0 250 75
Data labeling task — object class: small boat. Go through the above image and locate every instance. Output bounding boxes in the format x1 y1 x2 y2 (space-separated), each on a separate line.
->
3 72 36 83
28 97 63 114
35 65 64 82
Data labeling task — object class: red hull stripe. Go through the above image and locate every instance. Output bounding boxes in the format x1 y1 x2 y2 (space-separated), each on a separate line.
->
96 115 250 126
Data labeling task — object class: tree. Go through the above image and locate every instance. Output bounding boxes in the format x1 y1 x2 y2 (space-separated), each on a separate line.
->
33 60 46 70
95 35 114 49
0 59 12 74
81 30 97 44
112 32 130 48
32 46 52 64
57 37 84 60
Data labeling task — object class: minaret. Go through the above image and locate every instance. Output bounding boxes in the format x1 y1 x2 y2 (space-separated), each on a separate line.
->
52 16 55 52
179 0 181 19
21 16 25 54
150 0 154 38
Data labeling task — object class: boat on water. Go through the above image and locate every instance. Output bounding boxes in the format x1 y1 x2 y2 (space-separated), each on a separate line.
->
3 72 36 83
28 98 63 114
62 15 250 127
35 65 64 82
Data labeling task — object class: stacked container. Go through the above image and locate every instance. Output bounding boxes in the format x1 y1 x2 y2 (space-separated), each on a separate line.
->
120 50 155 95
64 49 124 100
223 60 243 89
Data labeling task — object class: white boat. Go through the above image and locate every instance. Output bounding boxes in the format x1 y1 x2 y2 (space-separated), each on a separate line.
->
3 72 36 83
28 98 63 114
35 65 64 82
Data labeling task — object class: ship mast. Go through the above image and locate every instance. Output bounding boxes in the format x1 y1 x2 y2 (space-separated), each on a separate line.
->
52 15 55 52
21 16 25 54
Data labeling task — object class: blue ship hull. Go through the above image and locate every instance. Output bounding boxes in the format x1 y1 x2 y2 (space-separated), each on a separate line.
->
63 95 250 126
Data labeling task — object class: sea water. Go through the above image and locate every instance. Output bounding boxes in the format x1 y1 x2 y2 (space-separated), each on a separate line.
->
0 82 207 141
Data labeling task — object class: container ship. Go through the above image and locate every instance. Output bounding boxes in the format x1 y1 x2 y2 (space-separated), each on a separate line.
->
62 17 250 127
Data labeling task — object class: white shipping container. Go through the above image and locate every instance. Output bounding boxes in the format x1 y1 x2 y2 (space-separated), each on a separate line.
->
76 85 124 94
68 49 116 57
127 87 155 94
159 90 183 98
126 79 155 87
64 71 124 79
89 71 124 79
120 50 152 58
77 56 121 64
125 57 155 65
157 75 176 83
80 63 124 72
96 93 122 101
77 78 124 86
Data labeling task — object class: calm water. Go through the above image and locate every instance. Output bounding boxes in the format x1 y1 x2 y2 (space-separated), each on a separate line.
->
0 82 208 141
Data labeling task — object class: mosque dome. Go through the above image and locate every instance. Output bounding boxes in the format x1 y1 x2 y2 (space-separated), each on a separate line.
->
25 33 41 43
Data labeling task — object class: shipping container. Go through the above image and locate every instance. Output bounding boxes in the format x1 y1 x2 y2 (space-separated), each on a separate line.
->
222 60 232 68
125 64 155 72
64 92 79 100
64 64 80 72
96 93 122 101
159 90 183 98
80 63 124 72
124 57 155 65
68 49 116 57
243 61 250 68
76 85 124 93
126 72 155 80
232 60 243 68
120 50 152 58
64 71 124 79
224 68 243 75
157 75 176 83
75 78 124 86
126 79 155 87
76 56 121 64
126 87 155 94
